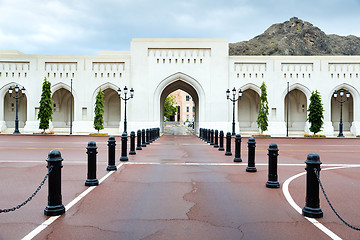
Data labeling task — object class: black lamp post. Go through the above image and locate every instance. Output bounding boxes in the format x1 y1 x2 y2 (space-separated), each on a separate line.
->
9 85 26 134
226 87 242 136
117 86 134 133
333 89 350 138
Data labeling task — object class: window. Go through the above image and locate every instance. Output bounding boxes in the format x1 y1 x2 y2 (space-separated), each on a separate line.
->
192 105 195 112
186 95 190 101
186 106 189 112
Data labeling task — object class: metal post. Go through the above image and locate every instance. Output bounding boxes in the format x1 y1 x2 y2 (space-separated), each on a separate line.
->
232 100 236 136
339 101 344 137
234 134 242 162
85 141 99 186
266 143 280 188
14 97 20 134
286 81 289 137
106 136 117 171
246 137 257 172
146 128 150 145
225 132 232 156
124 98 127 133
120 132 128 161
136 130 142 150
302 152 323 218
214 130 219 148
210 129 214 145
70 79 73 135
207 129 211 143
141 129 146 147
218 130 224 151
44 150 65 216
199 128 202 139
129 131 136 155
150 128 154 143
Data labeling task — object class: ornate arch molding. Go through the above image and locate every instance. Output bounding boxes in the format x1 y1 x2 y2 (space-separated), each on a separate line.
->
153 72 205 125
0 82 28 99
240 83 261 96
281 83 312 101
91 82 119 105
51 82 78 102
328 83 359 104
154 72 205 102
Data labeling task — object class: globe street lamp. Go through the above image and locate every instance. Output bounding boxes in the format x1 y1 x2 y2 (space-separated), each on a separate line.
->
226 87 242 136
333 89 350 137
9 85 26 134
117 86 134 133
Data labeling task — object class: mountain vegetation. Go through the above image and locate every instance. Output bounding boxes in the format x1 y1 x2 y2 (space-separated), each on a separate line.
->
229 17 360 56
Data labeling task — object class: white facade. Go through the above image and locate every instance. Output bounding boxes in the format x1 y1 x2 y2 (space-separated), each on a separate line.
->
0 39 359 136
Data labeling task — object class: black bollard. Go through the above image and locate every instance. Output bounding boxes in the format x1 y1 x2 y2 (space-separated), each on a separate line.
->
146 129 150 145
120 132 129 161
141 129 146 147
302 153 323 218
246 137 257 172
129 131 136 155
149 128 153 143
233 134 242 162
266 143 280 188
136 130 142 150
206 129 211 143
44 150 65 216
225 132 232 156
85 141 99 186
210 129 214 145
218 130 224 151
106 136 117 171
203 129 207 141
214 130 219 148
199 128 202 139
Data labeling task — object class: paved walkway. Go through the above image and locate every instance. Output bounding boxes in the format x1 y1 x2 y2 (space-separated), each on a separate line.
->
0 134 359 239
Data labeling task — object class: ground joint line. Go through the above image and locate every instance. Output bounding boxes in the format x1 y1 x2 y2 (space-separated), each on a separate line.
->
21 163 124 240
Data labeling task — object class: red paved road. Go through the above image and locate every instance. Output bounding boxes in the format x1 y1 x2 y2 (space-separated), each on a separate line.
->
0 134 359 239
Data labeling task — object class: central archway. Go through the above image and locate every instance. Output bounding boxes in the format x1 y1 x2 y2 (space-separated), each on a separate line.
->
154 72 205 134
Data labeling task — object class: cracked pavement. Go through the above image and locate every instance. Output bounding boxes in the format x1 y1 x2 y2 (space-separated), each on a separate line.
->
0 134 359 239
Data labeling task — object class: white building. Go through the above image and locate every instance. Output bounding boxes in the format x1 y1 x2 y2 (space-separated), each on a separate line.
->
0 38 359 136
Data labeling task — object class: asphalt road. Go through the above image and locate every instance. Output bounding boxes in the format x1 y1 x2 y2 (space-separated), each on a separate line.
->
0 134 359 240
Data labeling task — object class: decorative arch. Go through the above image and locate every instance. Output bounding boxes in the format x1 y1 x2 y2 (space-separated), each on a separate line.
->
51 82 78 104
92 82 121 127
154 72 205 133
238 87 260 130
330 83 358 132
91 82 119 105
328 83 359 106
283 83 310 132
240 83 261 96
1 82 28 128
281 83 312 102
51 83 75 128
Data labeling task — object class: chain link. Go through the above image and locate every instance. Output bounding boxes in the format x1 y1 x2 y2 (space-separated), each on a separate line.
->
0 166 53 213
314 168 360 231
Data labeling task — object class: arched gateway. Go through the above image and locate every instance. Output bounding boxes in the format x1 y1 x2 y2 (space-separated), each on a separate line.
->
1 39 360 136
154 73 205 133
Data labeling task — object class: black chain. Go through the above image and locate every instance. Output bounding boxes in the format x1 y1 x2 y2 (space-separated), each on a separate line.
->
0 166 53 213
314 168 360 231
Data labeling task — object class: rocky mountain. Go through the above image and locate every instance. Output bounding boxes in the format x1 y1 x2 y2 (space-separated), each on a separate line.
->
229 17 360 56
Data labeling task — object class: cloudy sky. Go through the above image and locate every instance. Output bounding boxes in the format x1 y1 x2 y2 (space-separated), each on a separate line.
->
1 0 359 55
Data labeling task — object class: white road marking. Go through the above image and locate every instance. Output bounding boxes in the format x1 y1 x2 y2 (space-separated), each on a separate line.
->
21 163 124 240
19 161 360 239
282 165 360 240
